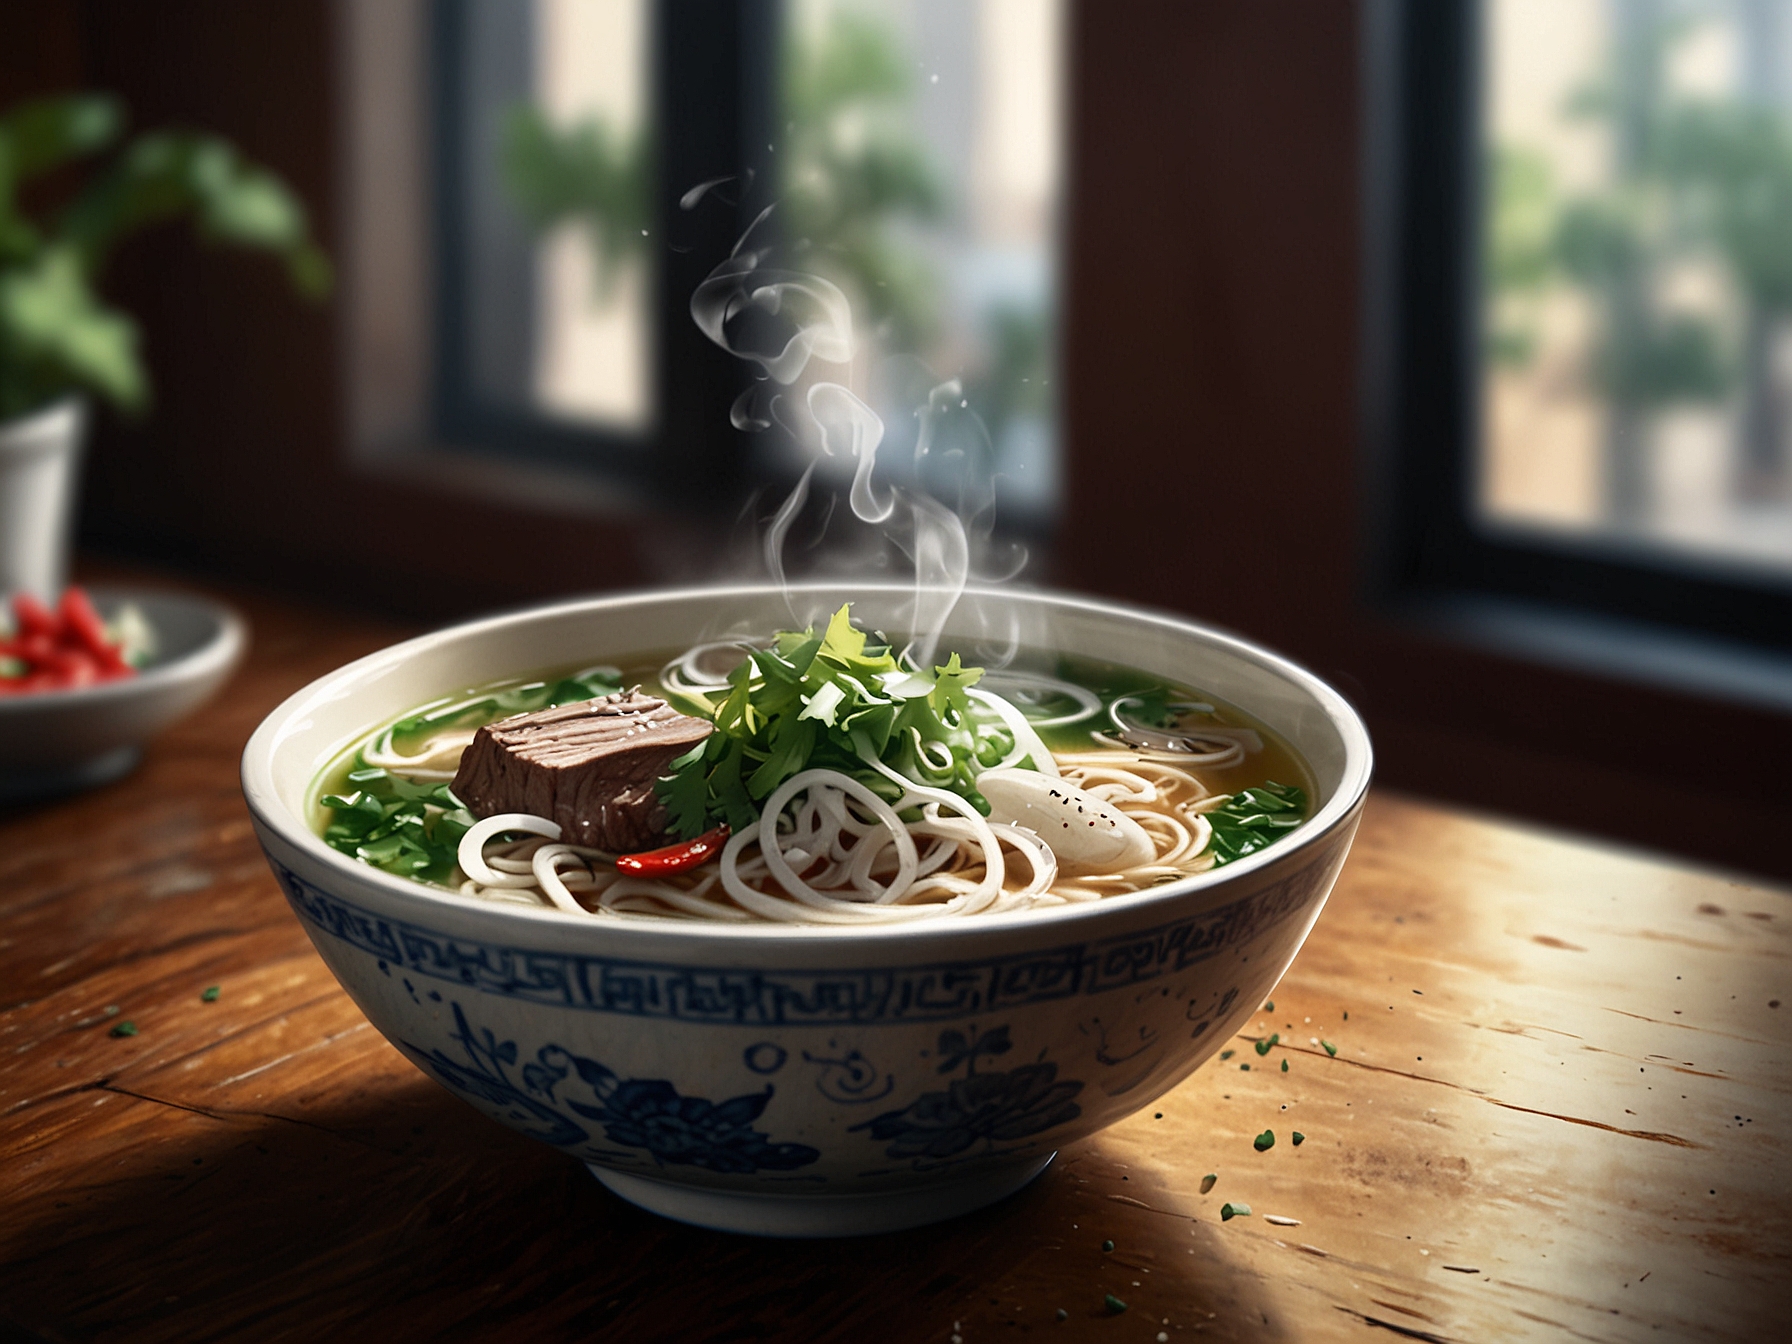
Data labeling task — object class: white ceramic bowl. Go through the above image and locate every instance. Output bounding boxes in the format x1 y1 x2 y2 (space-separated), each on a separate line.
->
241 584 1371 1236
2 586 246 800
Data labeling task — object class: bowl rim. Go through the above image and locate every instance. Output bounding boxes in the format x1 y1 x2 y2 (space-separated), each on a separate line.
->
0 585 246 714
242 581 1373 945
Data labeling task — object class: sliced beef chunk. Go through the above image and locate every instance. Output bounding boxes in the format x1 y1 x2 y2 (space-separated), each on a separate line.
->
451 690 712 852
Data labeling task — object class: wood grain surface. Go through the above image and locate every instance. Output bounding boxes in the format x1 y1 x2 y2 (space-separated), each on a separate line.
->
1 579 1787 1343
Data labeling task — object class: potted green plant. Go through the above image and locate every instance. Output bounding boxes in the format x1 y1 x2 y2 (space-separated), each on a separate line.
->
0 94 328 598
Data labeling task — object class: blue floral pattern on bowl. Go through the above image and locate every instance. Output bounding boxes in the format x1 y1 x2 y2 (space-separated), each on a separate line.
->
854 1025 1083 1162
408 1002 821 1174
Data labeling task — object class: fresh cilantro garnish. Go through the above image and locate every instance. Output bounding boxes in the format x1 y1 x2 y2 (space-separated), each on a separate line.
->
656 605 1007 840
1207 782 1308 866
320 769 475 883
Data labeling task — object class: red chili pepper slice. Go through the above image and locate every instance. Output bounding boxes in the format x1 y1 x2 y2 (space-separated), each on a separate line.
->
59 587 122 665
11 593 57 639
615 824 731 876
2 586 136 693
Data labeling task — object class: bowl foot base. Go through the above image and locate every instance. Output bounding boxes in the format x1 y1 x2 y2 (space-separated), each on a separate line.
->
588 1152 1055 1237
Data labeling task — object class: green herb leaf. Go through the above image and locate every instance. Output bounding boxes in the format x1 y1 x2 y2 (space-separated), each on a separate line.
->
927 651 983 719
200 985 220 1003
1281 1059 1289 1072
1199 1172 1218 1194
1254 1130 1275 1151
1220 1049 1234 1060
1321 1040 1338 1057
654 604 1006 839
1255 1033 1279 1056
1220 1202 1251 1221
319 764 477 885
1206 782 1308 866
1103 1294 1128 1314
1292 1131 1306 1146
110 1020 137 1037
1101 1239 1114 1252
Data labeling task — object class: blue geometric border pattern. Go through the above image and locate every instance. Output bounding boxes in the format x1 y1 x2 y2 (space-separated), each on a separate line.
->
271 851 1329 1027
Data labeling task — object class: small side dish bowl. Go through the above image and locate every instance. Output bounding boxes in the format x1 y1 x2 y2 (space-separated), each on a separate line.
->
241 584 1371 1237
2 585 247 800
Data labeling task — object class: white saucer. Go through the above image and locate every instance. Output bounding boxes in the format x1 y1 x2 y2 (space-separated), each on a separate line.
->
0 586 247 802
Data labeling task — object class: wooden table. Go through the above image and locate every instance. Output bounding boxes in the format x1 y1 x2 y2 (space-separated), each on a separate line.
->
2 579 1787 1343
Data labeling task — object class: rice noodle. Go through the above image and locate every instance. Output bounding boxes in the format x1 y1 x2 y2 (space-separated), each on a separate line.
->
660 641 751 699
361 726 477 780
978 671 1103 728
969 687 1060 777
442 735 1236 924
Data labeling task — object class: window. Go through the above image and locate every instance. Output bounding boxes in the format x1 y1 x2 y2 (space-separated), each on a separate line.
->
1371 0 1792 664
426 0 1066 524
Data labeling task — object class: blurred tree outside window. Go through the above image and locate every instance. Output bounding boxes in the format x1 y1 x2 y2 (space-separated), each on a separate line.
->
443 0 1063 522
775 0 1063 521
1484 0 1792 577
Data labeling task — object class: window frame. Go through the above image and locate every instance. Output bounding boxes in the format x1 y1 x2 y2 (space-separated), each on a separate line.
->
427 0 780 507
1367 0 1792 659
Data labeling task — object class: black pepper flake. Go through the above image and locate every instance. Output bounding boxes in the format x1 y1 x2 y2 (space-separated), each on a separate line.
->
1056 1309 1068 1322
110 1021 138 1037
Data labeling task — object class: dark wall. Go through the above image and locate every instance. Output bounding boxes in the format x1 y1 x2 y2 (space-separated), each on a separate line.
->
1056 1 1791 880
6 0 1788 880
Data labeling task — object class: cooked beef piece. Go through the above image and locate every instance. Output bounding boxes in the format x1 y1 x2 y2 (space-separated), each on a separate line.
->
451 690 712 853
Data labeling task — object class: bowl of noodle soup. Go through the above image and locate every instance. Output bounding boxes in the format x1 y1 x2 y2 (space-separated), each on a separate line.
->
242 583 1371 1236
